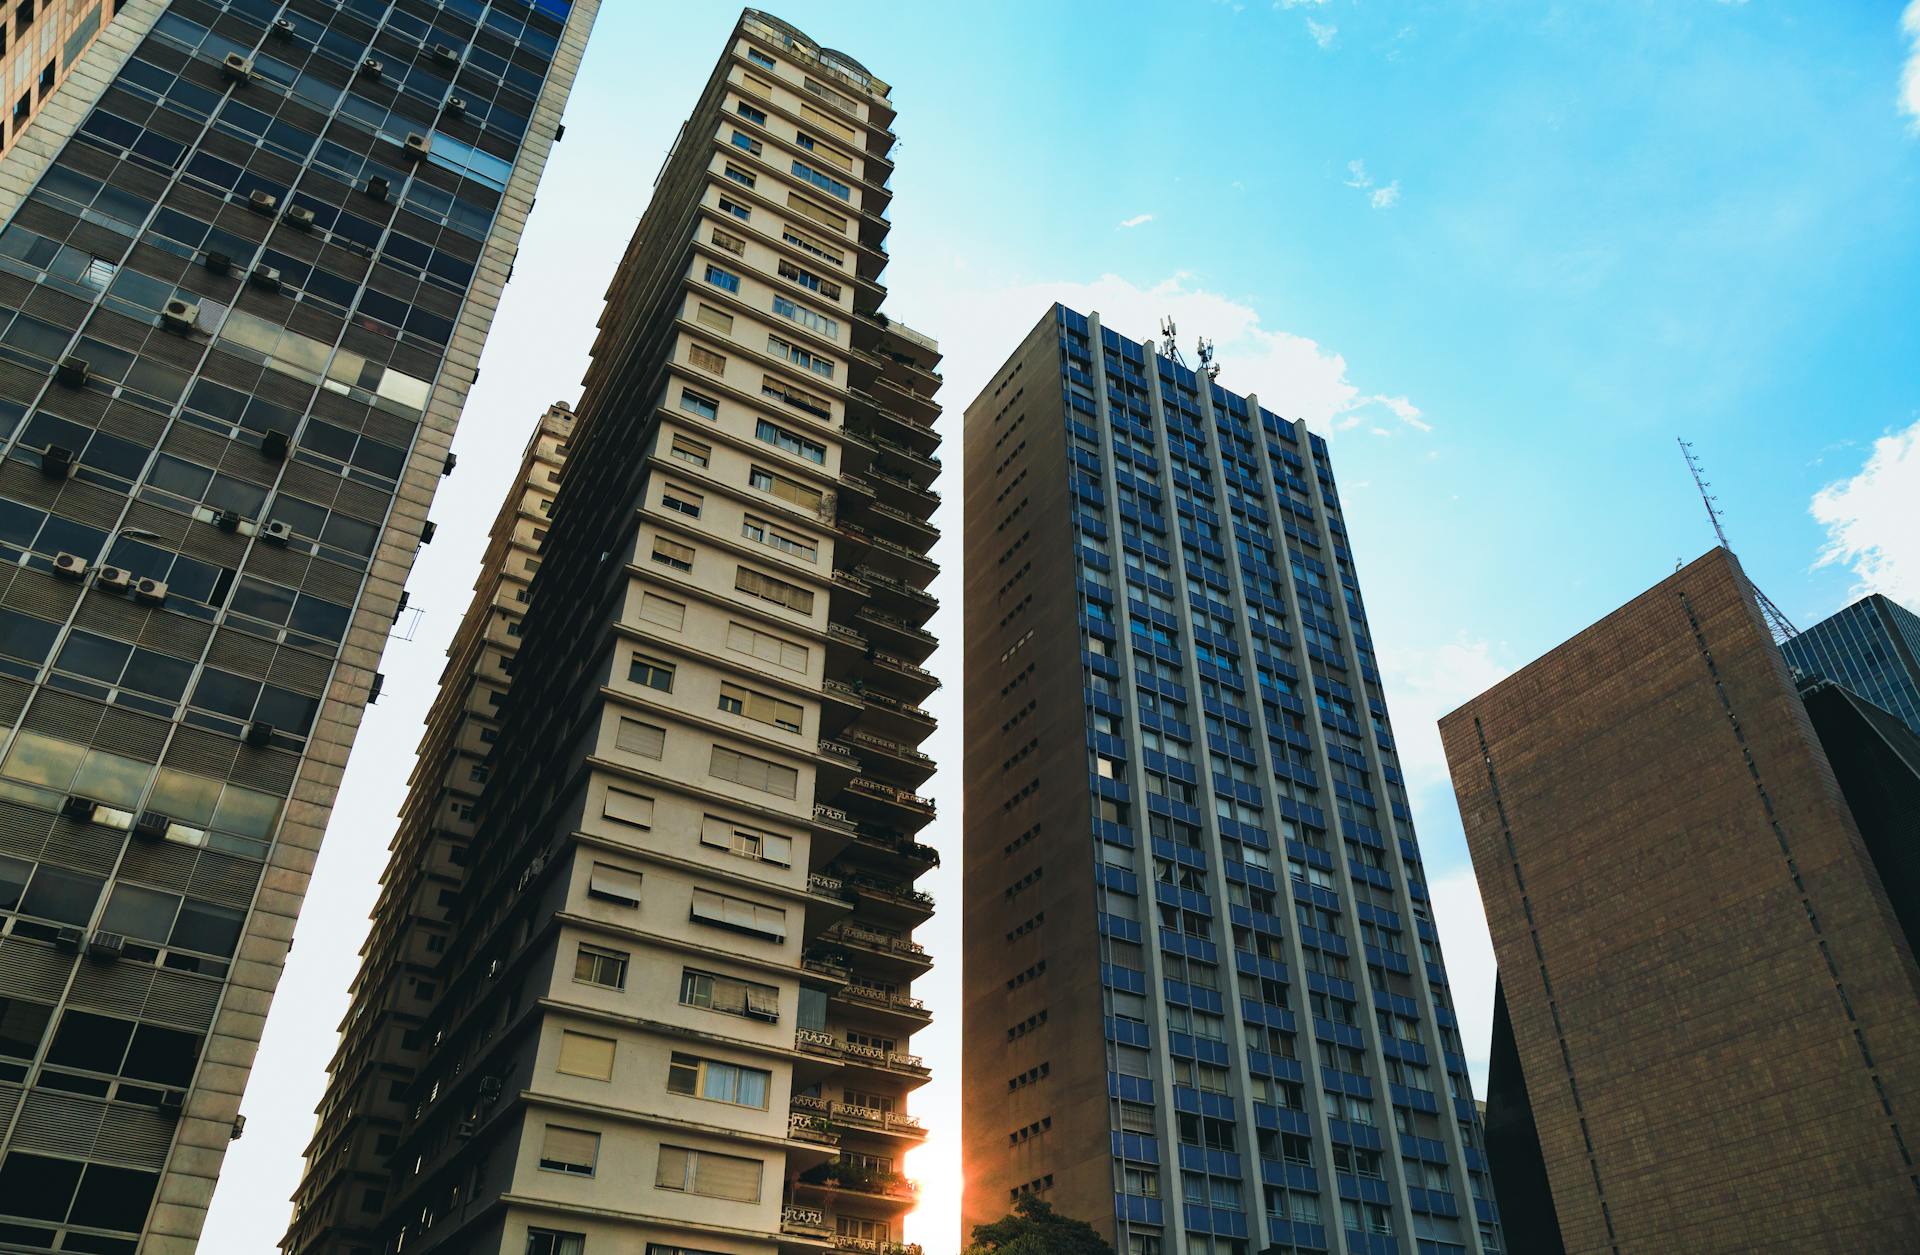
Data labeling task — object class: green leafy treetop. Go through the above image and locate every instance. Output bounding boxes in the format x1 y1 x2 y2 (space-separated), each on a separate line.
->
963 1197 1117 1255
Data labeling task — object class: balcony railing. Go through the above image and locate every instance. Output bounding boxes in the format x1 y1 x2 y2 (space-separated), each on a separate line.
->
847 778 936 815
807 872 847 897
782 1204 831 1234
843 982 929 1015
833 921 928 958
812 802 856 831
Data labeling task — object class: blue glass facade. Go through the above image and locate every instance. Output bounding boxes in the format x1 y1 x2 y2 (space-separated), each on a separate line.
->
967 305 1502 1255
1780 594 1920 737
0 0 590 1249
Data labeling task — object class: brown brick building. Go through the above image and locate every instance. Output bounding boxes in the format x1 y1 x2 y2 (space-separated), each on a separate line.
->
1441 547 1920 1253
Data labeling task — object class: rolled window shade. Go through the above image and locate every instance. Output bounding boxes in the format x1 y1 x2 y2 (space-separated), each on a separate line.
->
693 1149 762 1202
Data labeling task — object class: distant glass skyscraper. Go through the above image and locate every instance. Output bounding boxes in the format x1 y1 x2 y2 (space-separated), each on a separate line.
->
0 1 593 1249
1780 593 1920 736
962 305 1504 1255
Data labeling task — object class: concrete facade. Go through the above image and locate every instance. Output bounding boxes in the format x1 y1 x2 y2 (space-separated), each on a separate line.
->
0 1 595 1249
1442 548 1920 1253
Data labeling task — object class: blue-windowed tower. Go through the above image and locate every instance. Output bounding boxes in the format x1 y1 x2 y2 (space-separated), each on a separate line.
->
1781 593 1920 737
963 305 1503 1255
0 1 594 1249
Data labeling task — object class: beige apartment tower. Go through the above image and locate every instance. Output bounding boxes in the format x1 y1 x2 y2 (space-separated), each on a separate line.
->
0 0 122 160
287 10 941 1255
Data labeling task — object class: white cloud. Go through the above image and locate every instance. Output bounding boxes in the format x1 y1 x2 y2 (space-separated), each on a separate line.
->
931 271 1430 436
1902 2 1920 131
1305 17 1339 48
1810 416 1920 610
1346 160 1402 209
1429 868 1499 1090
1117 213 1154 229
1378 636 1513 796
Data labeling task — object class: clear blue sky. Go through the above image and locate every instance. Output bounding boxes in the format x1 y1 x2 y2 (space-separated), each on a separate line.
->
205 3 1920 1248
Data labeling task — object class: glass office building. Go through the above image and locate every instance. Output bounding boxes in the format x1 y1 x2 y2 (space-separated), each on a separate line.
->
962 306 1503 1255
0 0 594 1249
1780 593 1920 737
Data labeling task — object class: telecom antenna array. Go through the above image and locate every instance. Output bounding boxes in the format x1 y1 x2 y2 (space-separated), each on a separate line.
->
1678 437 1799 642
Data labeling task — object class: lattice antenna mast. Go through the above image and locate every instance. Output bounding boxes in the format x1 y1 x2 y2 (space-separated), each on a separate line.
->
1159 316 1186 369
1678 437 1799 641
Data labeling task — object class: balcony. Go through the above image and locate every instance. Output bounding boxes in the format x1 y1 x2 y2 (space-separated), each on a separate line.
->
796 1159 922 1207
852 608 936 665
836 982 932 1031
844 728 934 788
845 877 935 926
842 776 936 824
827 921 930 979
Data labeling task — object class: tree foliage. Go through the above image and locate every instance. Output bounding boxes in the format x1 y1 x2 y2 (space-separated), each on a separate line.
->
963 1197 1116 1255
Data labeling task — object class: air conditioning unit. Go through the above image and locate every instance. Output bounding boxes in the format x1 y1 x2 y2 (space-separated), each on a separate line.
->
271 17 295 39
250 265 282 292
455 1120 477 1139
369 672 385 704
421 520 437 544
87 930 125 961
54 356 89 388
134 811 170 841
284 204 316 230
360 57 385 80
431 43 459 67
54 927 83 953
260 519 293 545
442 452 457 476
204 250 233 275
222 53 253 82
40 444 75 478
61 796 97 821
477 1076 503 1104
52 551 88 580
162 298 198 334
133 577 168 605
244 721 275 748
403 133 431 162
95 565 133 593
248 188 278 214
230 1114 246 1141
443 96 468 119
365 175 390 201
261 430 290 460
214 508 242 533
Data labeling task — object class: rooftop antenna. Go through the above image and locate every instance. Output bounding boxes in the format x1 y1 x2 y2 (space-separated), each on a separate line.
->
1678 437 1799 642
1159 317 1186 369
1196 336 1220 382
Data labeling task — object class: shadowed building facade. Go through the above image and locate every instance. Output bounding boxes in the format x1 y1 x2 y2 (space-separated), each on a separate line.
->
1443 548 1920 1254
0 1 593 1250
1780 593 1920 738
963 305 1505 1255
282 400 573 1253
288 10 942 1254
